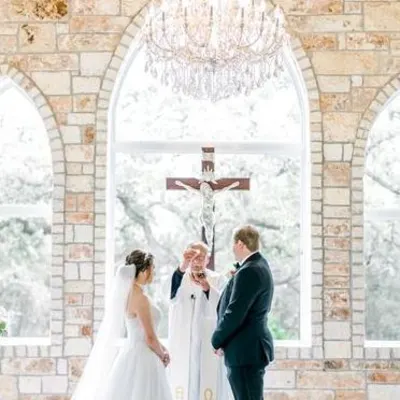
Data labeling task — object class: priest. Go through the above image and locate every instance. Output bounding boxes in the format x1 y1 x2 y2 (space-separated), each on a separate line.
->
168 241 232 400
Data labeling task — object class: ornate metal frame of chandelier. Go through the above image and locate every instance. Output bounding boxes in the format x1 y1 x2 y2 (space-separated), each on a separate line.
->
142 0 291 102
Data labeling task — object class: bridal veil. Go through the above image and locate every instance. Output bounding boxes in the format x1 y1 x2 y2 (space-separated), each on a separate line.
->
71 263 136 400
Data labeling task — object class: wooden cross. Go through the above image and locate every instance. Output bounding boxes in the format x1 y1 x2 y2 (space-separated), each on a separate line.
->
166 147 250 270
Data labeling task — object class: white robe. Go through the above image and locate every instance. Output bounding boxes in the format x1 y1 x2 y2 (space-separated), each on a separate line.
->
168 268 233 400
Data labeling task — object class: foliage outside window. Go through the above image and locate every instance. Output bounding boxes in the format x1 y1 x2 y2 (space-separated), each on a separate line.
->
0 77 52 339
364 92 400 342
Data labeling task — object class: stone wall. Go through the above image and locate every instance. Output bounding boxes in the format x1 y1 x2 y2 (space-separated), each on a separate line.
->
0 0 400 398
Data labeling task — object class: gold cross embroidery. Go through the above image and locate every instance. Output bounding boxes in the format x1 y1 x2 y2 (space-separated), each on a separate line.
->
175 386 184 400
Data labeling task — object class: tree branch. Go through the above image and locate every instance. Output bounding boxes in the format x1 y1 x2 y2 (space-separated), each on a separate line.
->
365 170 400 196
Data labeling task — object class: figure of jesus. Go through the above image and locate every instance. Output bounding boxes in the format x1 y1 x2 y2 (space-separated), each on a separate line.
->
175 180 239 248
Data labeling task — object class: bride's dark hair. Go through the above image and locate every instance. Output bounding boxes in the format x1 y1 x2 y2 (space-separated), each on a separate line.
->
125 249 154 278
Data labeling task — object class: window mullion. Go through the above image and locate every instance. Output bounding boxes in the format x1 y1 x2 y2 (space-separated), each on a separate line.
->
114 141 301 157
364 209 400 221
0 204 51 219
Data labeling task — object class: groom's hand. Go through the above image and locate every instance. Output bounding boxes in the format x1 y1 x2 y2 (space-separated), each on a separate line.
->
214 348 224 357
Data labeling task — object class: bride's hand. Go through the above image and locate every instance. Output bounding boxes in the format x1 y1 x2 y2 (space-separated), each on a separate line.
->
161 351 170 367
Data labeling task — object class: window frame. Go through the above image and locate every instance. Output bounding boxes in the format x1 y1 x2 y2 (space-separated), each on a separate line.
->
107 47 312 347
364 210 400 348
0 80 52 346
363 91 400 348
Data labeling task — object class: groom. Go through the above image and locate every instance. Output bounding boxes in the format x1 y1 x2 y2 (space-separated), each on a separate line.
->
212 225 274 400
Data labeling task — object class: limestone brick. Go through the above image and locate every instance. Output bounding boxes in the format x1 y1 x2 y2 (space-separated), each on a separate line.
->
58 34 121 52
8 54 79 71
0 376 18 400
83 126 96 144
364 3 400 31
346 33 389 51
298 371 364 389
66 212 94 224
0 36 17 53
363 75 390 88
344 2 362 15
312 52 379 75
391 40 400 56
324 341 352 359
65 144 94 162
324 289 351 319
351 88 377 112
1 358 56 375
48 96 72 115
264 370 296 388
121 0 148 16
70 16 130 33
318 76 351 93
74 225 94 242
73 94 97 112
80 52 112 76
324 163 350 187
71 0 120 15
369 385 400 400
323 219 350 238
343 144 353 162
42 376 68 393
280 0 343 15
0 23 19 34
10 0 68 20
72 76 101 93
19 377 41 393
19 23 56 52
323 112 360 142
31 71 70 95
320 93 351 112
68 112 95 125
66 175 94 192
289 15 362 33
301 34 337 51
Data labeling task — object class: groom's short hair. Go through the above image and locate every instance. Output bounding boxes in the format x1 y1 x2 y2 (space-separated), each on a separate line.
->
233 225 260 252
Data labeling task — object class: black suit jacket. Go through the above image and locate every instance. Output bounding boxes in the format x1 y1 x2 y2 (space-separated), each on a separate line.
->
211 252 274 367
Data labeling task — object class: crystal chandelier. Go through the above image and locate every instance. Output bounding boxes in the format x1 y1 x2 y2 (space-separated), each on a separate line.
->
142 0 290 102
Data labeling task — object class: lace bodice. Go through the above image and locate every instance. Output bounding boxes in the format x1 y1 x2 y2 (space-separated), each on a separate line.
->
125 301 161 343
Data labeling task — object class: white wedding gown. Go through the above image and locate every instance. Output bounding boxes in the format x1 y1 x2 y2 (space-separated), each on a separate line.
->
100 301 173 400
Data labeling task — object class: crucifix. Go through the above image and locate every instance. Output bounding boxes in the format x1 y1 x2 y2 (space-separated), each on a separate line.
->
166 147 250 269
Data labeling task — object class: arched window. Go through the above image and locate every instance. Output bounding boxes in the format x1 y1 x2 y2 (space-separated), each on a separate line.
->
0 77 52 342
108 46 311 345
364 91 400 343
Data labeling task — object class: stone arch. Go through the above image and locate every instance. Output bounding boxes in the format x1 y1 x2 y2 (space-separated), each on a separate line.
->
0 63 65 351
350 74 400 355
0 63 66 179
95 4 323 352
352 75 400 166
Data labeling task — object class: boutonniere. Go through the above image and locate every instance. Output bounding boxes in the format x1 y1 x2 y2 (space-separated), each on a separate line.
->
226 262 240 278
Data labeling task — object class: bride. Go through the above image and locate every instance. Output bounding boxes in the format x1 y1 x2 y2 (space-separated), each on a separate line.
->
72 249 173 400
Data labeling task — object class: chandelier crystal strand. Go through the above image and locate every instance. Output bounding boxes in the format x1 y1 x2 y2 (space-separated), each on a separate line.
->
143 0 290 102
